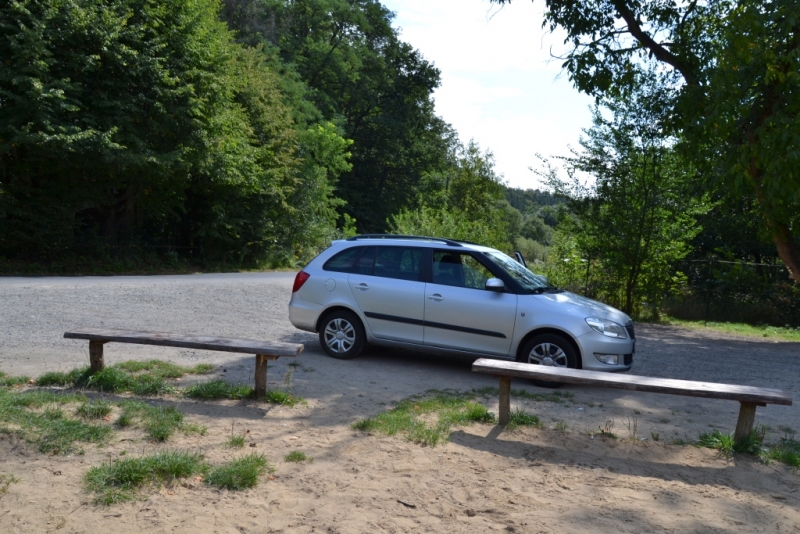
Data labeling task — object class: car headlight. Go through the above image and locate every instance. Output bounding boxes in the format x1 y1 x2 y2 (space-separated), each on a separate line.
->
586 317 628 339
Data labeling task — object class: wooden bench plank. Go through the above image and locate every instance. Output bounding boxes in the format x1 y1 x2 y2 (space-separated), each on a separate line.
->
65 328 303 358
472 359 792 406
65 327 303 399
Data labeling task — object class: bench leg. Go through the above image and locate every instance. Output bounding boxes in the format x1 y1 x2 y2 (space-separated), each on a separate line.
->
89 340 105 373
499 377 511 425
734 402 757 441
255 355 268 399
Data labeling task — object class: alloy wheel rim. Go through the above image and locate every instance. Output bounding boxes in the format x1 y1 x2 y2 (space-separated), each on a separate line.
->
324 318 355 353
528 342 568 367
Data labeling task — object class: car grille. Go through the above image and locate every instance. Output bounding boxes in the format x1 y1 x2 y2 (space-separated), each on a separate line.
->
624 353 633 366
625 323 635 340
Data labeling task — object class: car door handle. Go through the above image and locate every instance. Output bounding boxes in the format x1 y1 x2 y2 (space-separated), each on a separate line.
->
356 283 369 290
427 294 444 301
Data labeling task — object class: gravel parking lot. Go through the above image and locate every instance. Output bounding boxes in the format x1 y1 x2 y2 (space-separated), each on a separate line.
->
1 272 797 438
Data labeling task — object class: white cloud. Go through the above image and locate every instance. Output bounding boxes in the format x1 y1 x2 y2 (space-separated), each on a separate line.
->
382 0 595 189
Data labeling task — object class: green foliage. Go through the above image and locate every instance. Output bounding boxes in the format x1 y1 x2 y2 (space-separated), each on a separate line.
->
506 408 543 431
284 450 312 463
204 453 273 490
0 473 20 495
541 85 703 315
227 434 246 448
352 391 495 447
182 380 301 405
76 401 113 419
115 401 197 442
391 141 511 249
0 372 29 387
84 450 207 504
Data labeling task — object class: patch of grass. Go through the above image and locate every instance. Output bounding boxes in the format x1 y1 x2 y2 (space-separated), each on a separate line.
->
0 388 111 454
84 450 206 504
77 400 113 419
658 316 800 342
116 401 201 442
284 450 312 463
183 380 302 405
36 372 73 387
697 429 763 456
0 372 30 387
762 439 800 467
554 420 568 432
35 362 214 395
506 408 542 431
0 473 20 495
352 391 495 447
227 434 246 448
205 453 273 491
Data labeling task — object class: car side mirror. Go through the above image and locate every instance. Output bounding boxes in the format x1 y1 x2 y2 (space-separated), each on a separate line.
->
486 278 505 291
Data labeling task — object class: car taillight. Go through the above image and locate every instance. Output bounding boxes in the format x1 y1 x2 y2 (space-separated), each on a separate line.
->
292 271 310 293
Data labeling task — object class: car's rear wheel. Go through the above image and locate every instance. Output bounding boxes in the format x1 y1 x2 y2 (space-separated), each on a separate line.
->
518 333 579 388
319 310 366 360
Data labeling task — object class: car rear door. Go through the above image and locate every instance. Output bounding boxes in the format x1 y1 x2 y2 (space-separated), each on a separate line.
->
423 250 517 356
348 246 427 344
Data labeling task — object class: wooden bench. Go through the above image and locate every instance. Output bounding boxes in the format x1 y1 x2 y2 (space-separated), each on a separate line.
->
64 328 303 398
472 359 792 441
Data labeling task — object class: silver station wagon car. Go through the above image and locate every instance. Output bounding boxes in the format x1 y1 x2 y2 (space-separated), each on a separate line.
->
289 235 635 373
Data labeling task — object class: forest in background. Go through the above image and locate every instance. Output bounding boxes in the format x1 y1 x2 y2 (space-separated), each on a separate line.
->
1 0 798 326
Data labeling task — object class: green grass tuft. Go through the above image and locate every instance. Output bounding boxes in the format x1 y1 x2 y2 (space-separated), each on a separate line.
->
36 372 73 387
204 453 273 490
506 408 542 431
0 373 30 387
227 434 246 448
0 473 20 495
116 401 189 442
762 439 800 467
352 391 496 447
77 400 113 419
183 380 302 405
84 450 206 504
284 450 312 463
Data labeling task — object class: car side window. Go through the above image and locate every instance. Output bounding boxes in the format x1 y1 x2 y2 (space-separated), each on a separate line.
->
373 247 423 281
352 247 376 275
323 247 362 273
432 251 495 289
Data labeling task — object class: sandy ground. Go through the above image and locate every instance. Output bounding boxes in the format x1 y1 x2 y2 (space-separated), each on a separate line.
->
0 273 798 533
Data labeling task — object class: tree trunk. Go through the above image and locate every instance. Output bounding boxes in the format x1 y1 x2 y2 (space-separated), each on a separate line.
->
771 222 800 283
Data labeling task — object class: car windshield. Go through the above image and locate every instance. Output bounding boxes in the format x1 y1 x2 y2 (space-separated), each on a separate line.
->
485 251 553 293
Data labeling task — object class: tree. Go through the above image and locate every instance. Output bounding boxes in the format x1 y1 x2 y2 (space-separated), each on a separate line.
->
492 0 800 283
391 141 511 249
543 88 702 314
220 0 455 231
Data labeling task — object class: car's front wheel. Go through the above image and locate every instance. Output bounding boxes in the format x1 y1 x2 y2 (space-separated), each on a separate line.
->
518 333 579 388
319 310 366 360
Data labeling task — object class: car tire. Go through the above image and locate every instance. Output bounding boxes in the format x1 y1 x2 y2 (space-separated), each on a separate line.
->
319 310 366 360
518 333 579 389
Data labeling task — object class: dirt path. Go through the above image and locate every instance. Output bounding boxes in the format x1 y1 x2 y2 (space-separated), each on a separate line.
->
1 274 798 532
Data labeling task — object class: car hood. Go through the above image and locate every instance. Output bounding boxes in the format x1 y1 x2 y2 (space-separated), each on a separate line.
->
534 291 631 325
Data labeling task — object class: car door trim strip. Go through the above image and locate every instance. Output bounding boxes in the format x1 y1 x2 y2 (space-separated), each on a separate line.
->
363 312 506 339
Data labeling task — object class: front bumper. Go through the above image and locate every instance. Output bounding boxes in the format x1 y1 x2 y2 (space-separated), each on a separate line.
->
575 330 635 372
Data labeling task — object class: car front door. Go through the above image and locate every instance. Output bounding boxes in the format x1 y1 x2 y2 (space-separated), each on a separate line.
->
348 246 427 344
423 251 517 356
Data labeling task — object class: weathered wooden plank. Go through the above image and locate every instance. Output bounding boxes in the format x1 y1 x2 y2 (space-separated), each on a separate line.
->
65 328 303 357
734 402 758 441
498 376 511 425
472 359 792 406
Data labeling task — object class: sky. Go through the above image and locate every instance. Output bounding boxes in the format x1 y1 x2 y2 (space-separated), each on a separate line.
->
381 0 595 189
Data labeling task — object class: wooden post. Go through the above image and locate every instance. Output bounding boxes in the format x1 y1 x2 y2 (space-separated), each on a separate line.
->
499 376 511 425
734 402 758 441
89 340 105 373
255 354 268 399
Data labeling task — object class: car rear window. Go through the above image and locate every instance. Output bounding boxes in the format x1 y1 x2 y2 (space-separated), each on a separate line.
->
374 247 423 281
322 247 362 272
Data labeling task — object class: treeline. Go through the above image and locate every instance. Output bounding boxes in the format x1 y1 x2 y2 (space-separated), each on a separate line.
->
493 0 800 327
0 0 507 268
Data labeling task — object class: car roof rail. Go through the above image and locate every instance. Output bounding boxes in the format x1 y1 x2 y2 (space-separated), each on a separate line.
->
346 234 463 247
